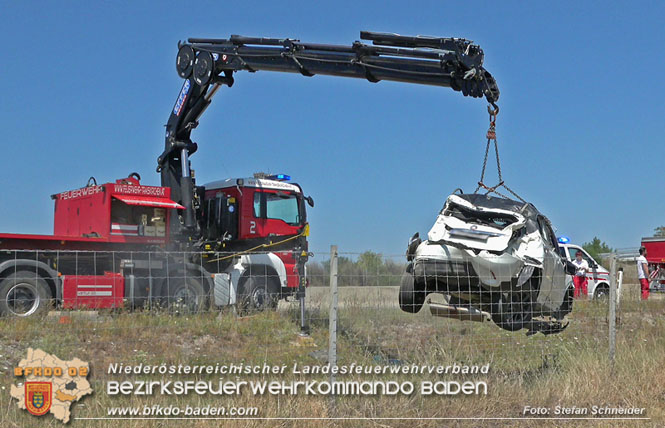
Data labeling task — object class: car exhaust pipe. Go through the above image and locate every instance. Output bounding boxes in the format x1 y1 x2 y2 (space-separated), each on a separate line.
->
428 300 491 323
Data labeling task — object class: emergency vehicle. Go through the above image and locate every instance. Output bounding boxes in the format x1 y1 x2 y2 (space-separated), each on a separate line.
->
0 173 309 316
557 238 613 299
640 236 665 290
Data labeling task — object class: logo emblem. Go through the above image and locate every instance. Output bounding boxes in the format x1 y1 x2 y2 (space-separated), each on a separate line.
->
25 382 52 416
173 79 191 116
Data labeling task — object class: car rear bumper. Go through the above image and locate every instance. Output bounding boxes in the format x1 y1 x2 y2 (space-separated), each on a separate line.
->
413 242 524 289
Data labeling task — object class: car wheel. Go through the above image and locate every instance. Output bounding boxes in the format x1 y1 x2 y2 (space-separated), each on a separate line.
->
491 290 533 332
238 275 278 313
0 271 53 317
399 271 425 313
594 285 609 300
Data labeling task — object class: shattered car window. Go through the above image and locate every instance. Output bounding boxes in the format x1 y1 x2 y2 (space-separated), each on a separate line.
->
444 204 517 229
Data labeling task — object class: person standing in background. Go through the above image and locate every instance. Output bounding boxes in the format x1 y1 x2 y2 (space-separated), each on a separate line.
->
572 250 589 298
637 246 650 300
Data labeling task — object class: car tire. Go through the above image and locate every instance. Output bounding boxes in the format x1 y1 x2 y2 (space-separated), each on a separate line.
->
559 286 575 317
594 284 609 300
238 275 279 313
399 271 425 313
491 290 533 332
0 271 53 317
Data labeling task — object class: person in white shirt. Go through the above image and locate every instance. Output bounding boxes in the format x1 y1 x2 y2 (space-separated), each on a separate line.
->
571 250 589 298
637 246 650 300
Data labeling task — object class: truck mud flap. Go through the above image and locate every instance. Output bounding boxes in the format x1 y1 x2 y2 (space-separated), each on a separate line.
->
213 273 236 306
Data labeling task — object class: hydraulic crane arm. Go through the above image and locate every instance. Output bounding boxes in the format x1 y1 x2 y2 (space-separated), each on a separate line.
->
158 31 500 234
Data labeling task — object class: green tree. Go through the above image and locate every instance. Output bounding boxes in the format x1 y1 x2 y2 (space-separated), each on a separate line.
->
582 237 612 261
357 251 384 286
357 251 383 272
654 226 665 237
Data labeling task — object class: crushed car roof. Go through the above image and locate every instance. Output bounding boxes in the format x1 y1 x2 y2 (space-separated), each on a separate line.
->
454 193 536 214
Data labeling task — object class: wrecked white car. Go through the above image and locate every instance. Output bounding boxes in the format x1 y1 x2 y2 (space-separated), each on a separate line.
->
400 192 576 334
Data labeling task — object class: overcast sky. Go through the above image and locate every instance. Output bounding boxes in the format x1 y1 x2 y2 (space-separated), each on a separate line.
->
1 1 663 257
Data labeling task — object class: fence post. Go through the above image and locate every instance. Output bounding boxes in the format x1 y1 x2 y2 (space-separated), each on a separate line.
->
616 268 623 309
296 249 309 337
608 254 617 366
328 245 338 413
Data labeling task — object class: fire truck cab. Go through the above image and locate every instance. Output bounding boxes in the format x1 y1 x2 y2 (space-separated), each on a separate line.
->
201 175 306 242
199 174 311 309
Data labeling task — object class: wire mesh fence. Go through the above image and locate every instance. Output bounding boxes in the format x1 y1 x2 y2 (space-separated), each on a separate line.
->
1 247 663 424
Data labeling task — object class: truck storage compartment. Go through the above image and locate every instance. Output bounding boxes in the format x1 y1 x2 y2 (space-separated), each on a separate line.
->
52 178 183 242
62 272 125 309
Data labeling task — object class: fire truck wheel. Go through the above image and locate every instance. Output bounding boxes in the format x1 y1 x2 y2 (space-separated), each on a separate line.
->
161 276 208 313
238 275 279 313
0 271 53 317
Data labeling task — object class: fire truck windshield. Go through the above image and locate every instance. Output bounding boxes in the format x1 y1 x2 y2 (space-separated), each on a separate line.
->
266 192 301 225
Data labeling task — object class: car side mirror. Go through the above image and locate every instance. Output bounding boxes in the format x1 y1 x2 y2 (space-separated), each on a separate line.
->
407 232 421 261
305 196 314 208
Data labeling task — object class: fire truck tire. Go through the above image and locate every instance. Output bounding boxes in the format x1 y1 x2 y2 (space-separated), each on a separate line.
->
160 276 208 313
0 271 53 317
238 275 279 313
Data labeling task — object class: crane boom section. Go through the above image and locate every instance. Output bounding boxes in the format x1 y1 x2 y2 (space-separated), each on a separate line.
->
160 31 500 234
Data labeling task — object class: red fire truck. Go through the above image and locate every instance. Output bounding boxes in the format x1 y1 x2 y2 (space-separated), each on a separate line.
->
640 237 665 289
0 31 499 317
0 173 310 316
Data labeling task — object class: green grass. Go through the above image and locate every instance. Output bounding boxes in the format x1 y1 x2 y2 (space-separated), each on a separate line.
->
1 287 663 427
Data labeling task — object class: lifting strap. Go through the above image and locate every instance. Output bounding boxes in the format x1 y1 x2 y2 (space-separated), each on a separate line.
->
474 104 526 203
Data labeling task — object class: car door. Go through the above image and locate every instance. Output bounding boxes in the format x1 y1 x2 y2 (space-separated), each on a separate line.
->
558 244 575 296
536 216 568 310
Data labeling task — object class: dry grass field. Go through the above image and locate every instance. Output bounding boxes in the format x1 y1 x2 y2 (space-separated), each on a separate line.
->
0 280 663 427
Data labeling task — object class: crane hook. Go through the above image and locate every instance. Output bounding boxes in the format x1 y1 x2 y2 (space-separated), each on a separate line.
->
486 103 498 140
487 102 499 119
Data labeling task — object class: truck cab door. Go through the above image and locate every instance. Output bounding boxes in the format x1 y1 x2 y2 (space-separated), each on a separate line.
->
204 193 238 241
239 189 265 239
240 190 301 240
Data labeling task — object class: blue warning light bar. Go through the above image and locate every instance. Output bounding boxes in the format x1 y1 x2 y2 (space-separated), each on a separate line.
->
267 174 291 181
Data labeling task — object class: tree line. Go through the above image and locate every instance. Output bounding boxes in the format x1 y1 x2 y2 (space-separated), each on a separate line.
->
306 251 406 287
